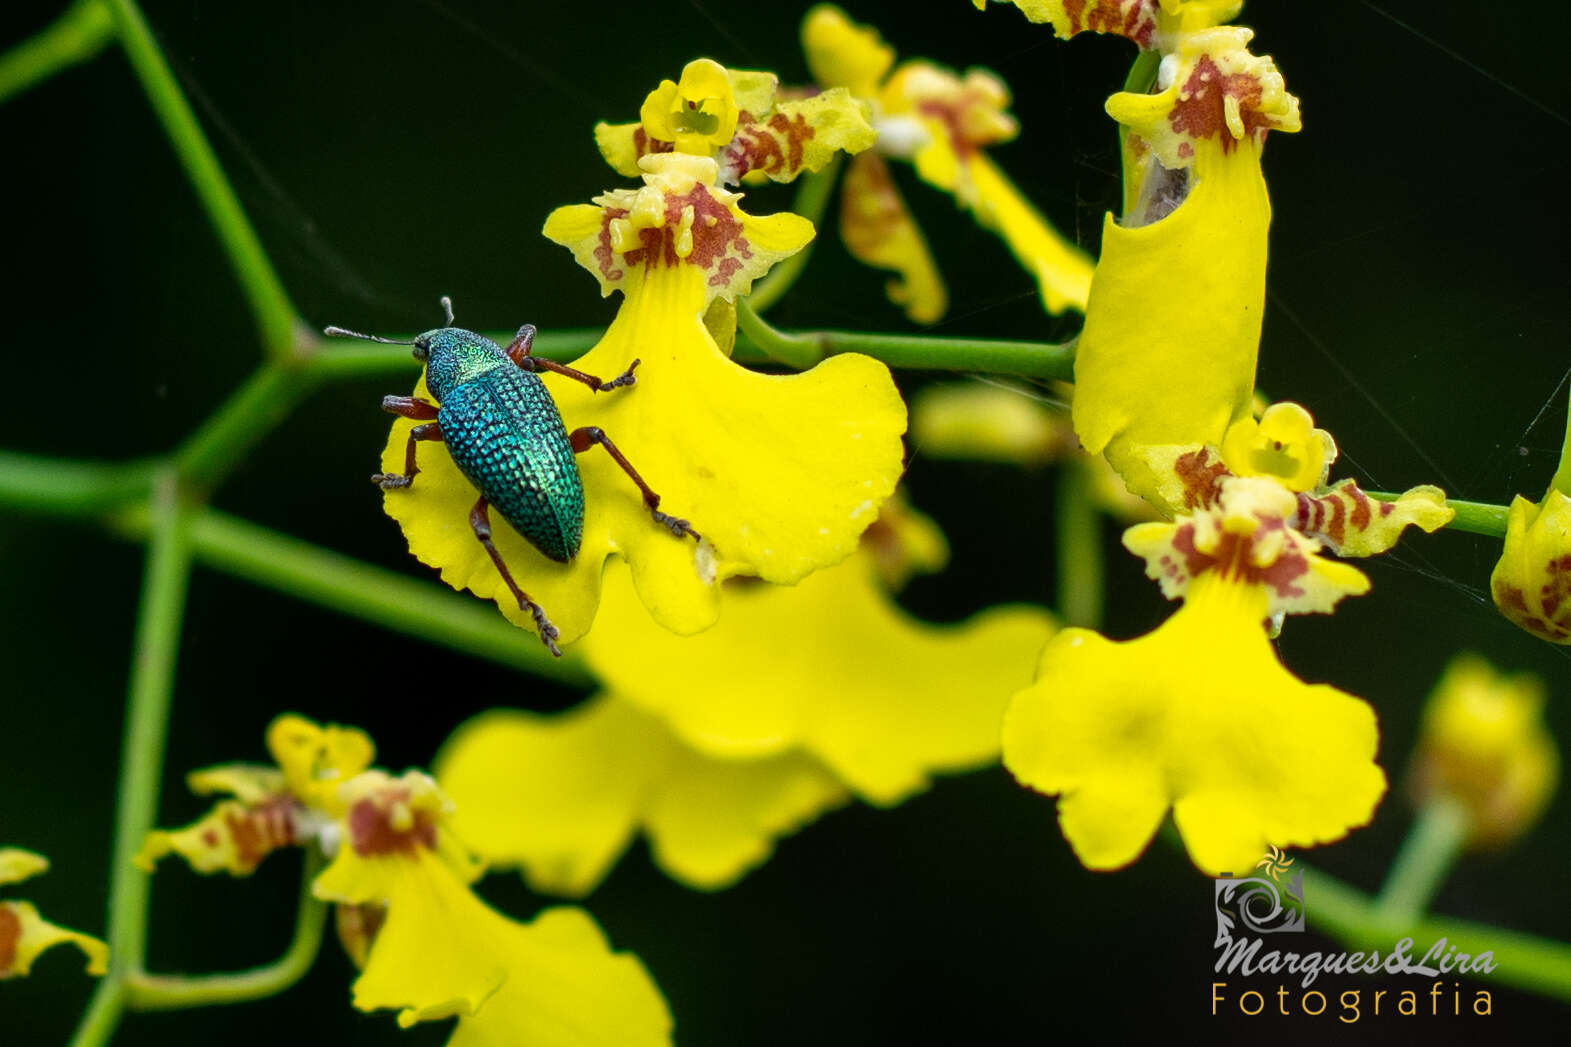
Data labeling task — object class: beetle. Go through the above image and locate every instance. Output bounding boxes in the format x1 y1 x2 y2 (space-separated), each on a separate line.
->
324 297 699 656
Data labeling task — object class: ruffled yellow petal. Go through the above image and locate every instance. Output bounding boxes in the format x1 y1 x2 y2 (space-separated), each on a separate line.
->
0 900 109 979
1003 570 1386 874
802 5 895 99
0 849 48 888
438 697 848 893
593 121 668 180
1491 490 1571 643
267 713 376 815
639 58 739 156
1294 480 1453 557
185 764 288 805
447 907 672 1047
135 795 305 876
582 548 1053 805
1074 28 1300 510
386 154 906 646
315 846 508 1026
838 150 947 323
719 88 876 185
1409 655 1558 849
1122 475 1370 617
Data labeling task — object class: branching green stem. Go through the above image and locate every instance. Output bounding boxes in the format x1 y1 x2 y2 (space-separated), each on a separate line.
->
70 470 193 1047
745 156 843 314
736 297 1075 378
0 0 113 105
1305 861 1571 1003
126 848 328 1010
164 508 593 687
105 0 297 359
0 451 159 516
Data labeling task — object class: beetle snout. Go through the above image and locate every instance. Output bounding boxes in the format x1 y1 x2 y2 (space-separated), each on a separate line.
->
411 339 430 362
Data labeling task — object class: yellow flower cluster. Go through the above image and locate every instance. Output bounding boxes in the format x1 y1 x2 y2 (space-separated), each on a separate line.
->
139 716 671 1044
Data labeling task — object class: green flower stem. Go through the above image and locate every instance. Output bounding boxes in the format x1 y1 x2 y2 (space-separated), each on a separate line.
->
0 0 113 105
126 848 328 1011
1305 862 1571 1003
66 978 126 1047
105 0 297 359
745 156 844 314
174 362 315 492
70 470 193 1047
1372 796 1472 931
0 451 159 515
171 508 593 687
736 297 1075 378
306 327 606 381
1368 492 1510 538
1055 465 1103 629
1550 386 1571 497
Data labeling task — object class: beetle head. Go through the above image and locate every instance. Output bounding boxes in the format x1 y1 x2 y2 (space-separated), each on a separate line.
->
418 327 510 401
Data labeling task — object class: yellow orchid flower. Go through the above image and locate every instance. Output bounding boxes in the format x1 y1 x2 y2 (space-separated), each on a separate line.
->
598 58 877 185
803 5 1094 321
1071 26 1301 510
382 151 906 648
139 715 671 1044
1491 489 1571 643
0 849 108 980
1408 655 1558 850
1005 477 1387 874
975 0 1240 48
436 500 1053 893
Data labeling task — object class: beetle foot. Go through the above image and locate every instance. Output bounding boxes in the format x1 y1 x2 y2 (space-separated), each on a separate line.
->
371 472 413 490
652 509 700 541
599 358 640 392
530 605 562 657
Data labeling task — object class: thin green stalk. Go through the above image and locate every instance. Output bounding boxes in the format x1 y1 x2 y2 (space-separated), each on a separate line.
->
66 978 126 1047
1550 386 1571 497
306 328 607 381
71 470 193 1047
1368 492 1509 538
171 508 592 687
1055 465 1103 629
745 156 843 314
126 848 328 1010
736 297 1075 378
1372 797 1471 931
105 0 296 358
0 451 159 515
0 0 113 105
1306 863 1571 1003
174 363 313 491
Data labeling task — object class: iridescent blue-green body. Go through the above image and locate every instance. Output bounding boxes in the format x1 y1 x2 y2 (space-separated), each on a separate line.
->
418 328 583 562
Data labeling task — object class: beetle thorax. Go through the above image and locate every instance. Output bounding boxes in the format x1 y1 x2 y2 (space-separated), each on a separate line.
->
417 328 510 401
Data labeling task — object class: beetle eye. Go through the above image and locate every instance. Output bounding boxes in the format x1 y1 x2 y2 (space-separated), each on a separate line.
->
411 339 429 362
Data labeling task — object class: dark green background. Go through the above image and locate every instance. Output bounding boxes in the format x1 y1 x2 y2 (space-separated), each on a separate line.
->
3 1 1569 1043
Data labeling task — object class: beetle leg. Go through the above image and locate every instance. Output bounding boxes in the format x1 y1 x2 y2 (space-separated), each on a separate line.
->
504 323 537 364
569 426 700 540
381 395 439 419
372 422 443 490
532 357 640 393
469 496 561 656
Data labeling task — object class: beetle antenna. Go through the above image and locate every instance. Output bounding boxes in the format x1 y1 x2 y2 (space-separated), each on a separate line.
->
440 296 455 327
322 326 411 345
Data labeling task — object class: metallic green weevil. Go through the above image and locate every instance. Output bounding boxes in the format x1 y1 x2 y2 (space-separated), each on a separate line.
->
325 297 699 656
